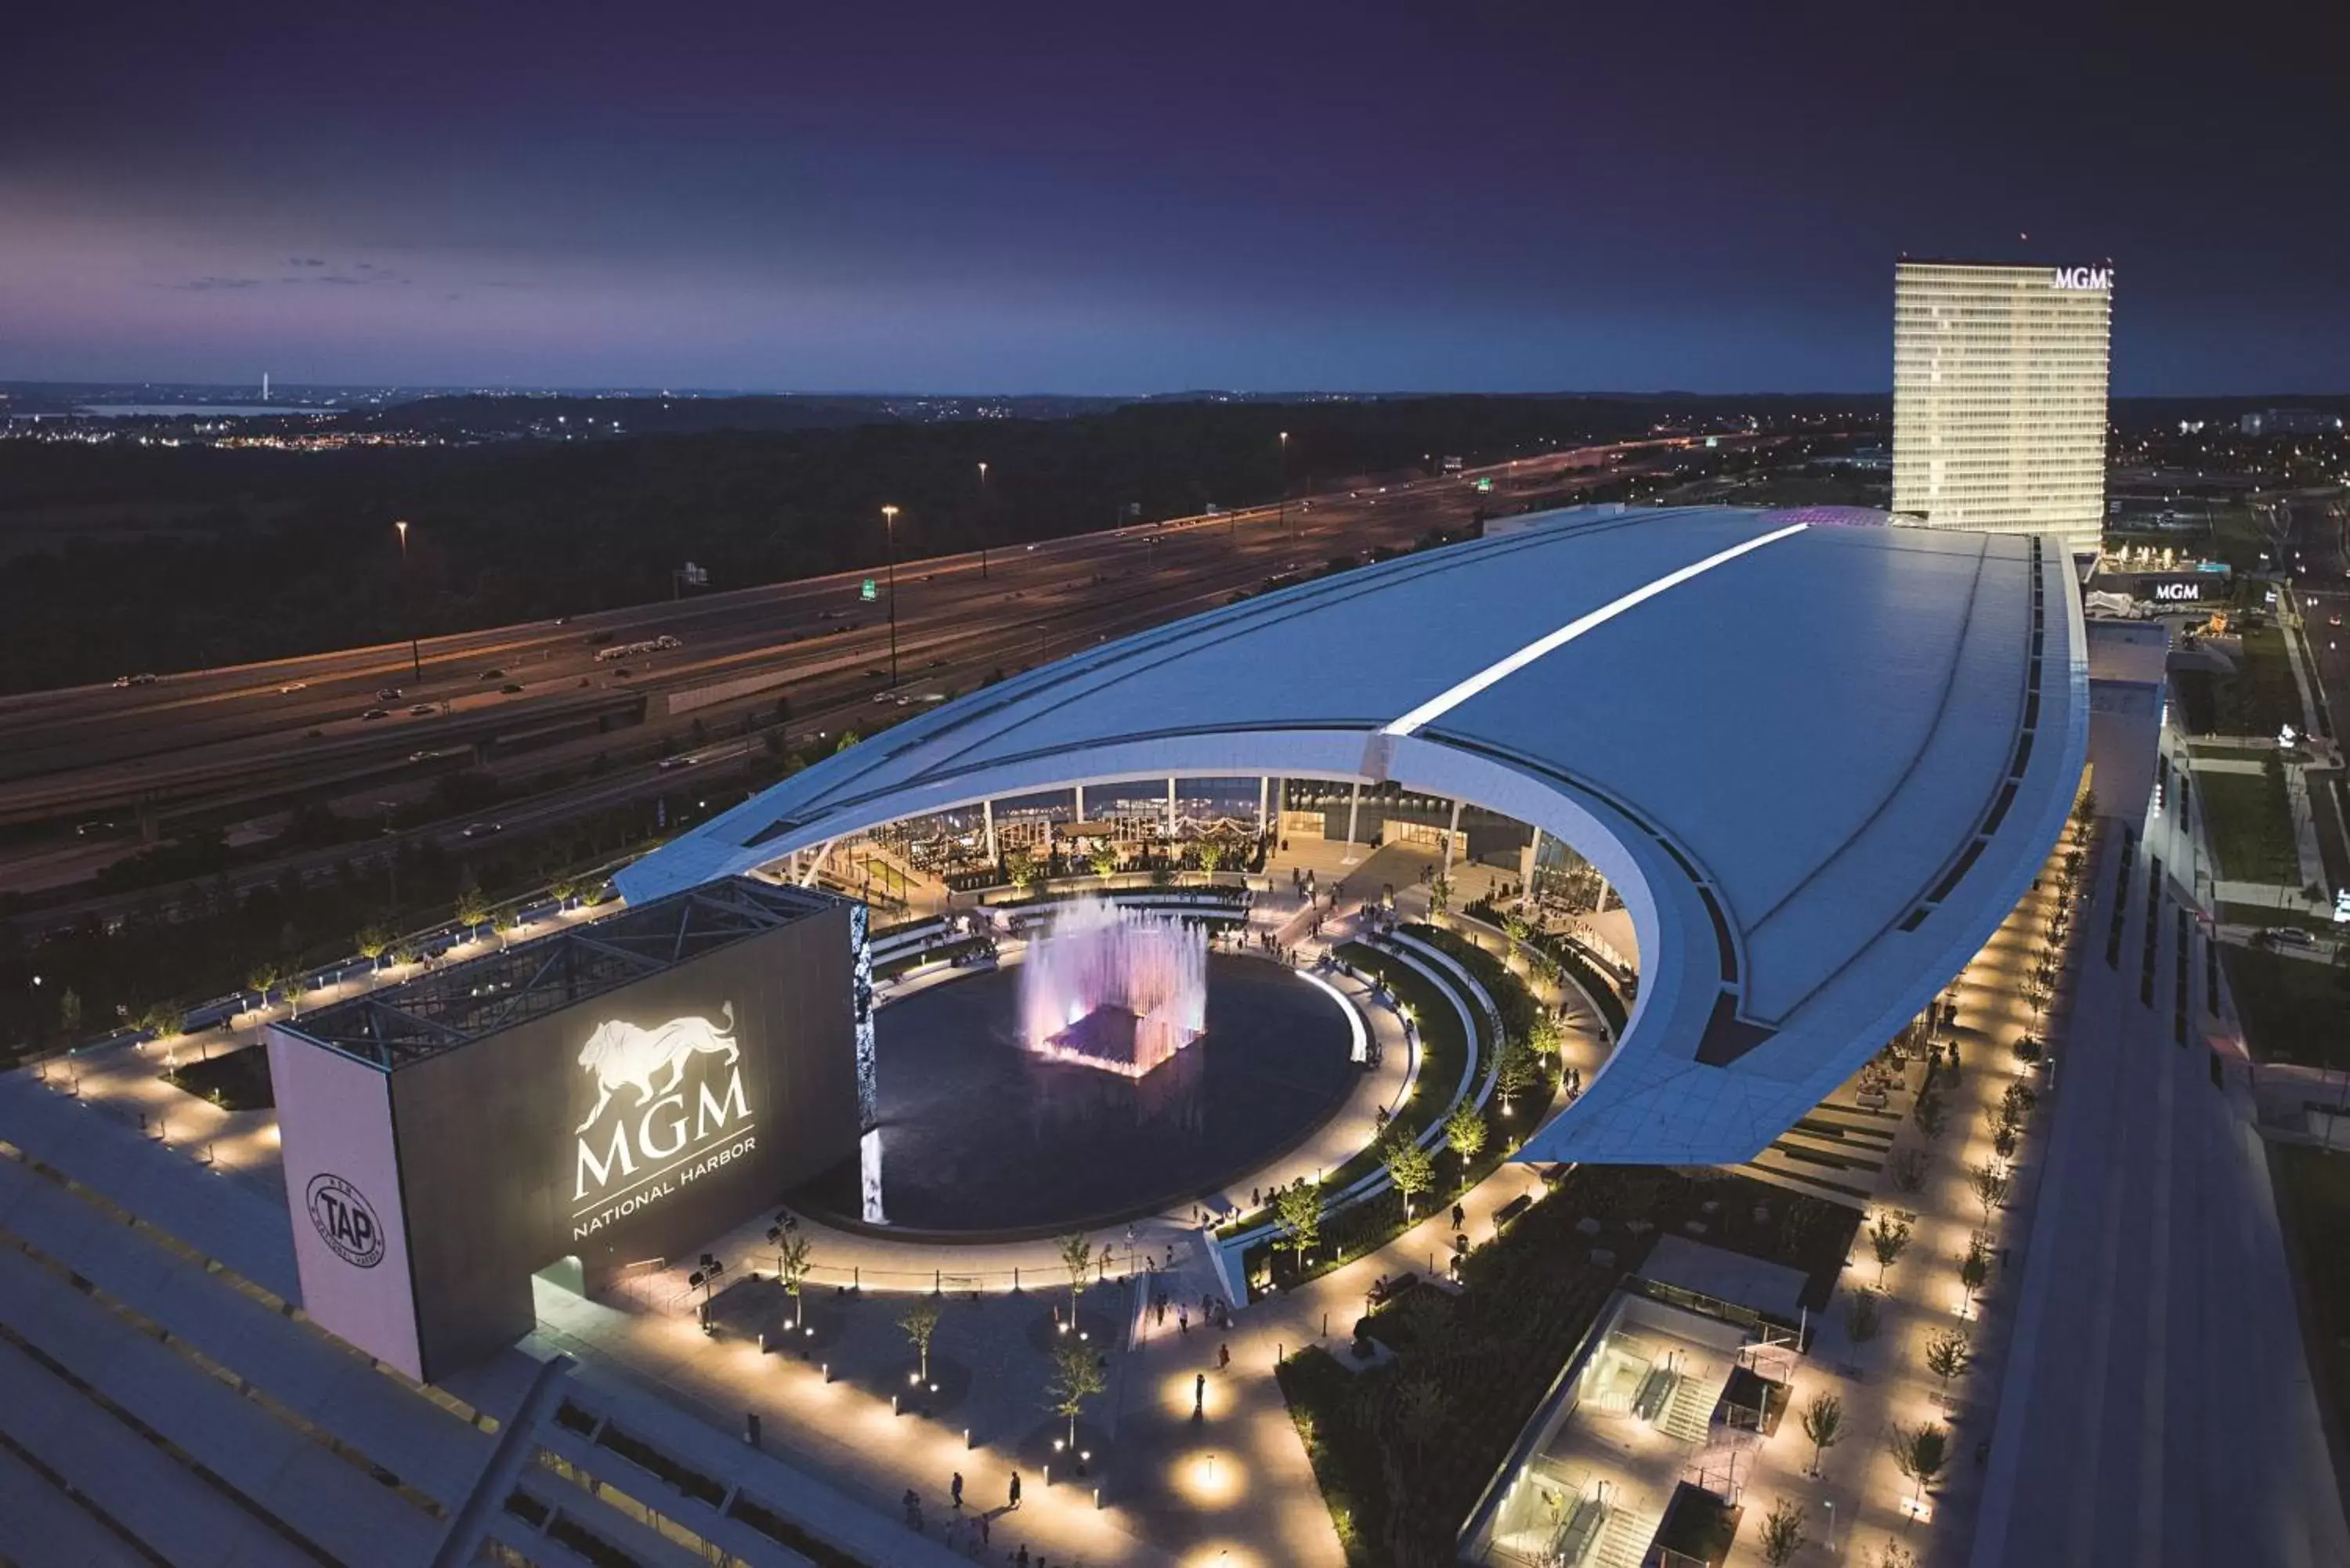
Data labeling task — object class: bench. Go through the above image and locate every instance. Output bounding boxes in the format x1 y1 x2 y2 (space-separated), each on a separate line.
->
1493 1194 1534 1234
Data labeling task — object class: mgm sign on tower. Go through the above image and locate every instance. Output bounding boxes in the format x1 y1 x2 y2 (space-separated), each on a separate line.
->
269 879 862 1382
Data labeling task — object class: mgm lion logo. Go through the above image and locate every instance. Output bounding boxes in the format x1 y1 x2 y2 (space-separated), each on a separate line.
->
574 1001 740 1133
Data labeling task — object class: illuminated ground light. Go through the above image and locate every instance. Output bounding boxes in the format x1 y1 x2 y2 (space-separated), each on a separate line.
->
1180 1544 1264 1568
1161 1371 1230 1421
1171 1447 1248 1508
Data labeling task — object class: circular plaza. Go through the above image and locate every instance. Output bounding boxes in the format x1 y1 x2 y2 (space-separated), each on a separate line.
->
792 949 1364 1237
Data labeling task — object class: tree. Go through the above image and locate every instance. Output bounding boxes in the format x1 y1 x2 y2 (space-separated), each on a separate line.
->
900 1298 941 1383
1196 840 1225 876
280 974 307 1020
1874 1543 1918 1568
1869 1212 1913 1288
1958 1234 1992 1313
1760 1496 1807 1566
1799 1390 1845 1476
138 1003 185 1040
1427 874 1451 917
245 963 280 1003
1501 911 1530 954
1968 1159 2011 1223
1443 1101 1488 1173
1383 1138 1434 1222
1923 1327 1971 1390
1846 1288 1882 1342
1526 1012 1565 1061
1004 847 1041 892
1057 1233 1094 1321
549 878 580 906
1087 844 1117 878
1889 1422 1950 1504
1048 1339 1104 1449
1912 1082 1947 1138
1275 1182 1324 1263
776 1234 813 1329
355 924 392 972
1494 1041 1543 1109
454 886 491 931
57 986 83 1039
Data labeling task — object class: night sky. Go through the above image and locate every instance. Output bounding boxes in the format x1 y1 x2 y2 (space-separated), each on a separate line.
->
2 1 2343 395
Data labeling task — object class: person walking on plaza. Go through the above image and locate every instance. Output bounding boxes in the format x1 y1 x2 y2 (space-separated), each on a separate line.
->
1177 1304 1188 1334
1218 1340 1231 1371
1194 1371 1206 1418
902 1489 922 1532
1008 1471 1022 1510
1452 1201 1466 1231
951 1471 964 1510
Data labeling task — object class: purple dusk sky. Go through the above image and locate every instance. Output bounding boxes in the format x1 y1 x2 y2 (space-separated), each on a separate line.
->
2 0 2344 393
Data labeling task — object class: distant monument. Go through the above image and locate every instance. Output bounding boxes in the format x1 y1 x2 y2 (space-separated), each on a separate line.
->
1020 898 1207 1077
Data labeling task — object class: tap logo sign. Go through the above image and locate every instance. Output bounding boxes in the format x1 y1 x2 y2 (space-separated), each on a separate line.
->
569 1002 758 1241
306 1173 385 1269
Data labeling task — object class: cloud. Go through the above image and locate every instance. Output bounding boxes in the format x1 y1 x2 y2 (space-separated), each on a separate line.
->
167 275 268 290
290 256 327 266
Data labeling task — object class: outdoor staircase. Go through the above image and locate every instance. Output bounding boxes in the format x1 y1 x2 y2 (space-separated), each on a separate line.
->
1655 1368 1719 1446
1588 1505 1660 1568
1741 1103 1893 1208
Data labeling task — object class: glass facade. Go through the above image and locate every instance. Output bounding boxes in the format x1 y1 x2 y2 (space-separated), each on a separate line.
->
1892 259 2113 557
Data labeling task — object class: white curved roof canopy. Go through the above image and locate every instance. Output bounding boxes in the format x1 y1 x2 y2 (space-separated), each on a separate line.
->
618 506 2087 1165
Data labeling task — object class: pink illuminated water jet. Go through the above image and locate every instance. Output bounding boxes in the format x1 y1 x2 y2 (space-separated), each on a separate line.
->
1020 898 1207 1076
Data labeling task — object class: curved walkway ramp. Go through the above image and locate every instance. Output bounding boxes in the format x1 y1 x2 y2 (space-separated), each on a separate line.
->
619 505 2087 1168
1968 820 2350 1568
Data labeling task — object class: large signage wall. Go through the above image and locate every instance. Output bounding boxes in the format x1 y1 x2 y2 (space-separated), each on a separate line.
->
272 898 859 1382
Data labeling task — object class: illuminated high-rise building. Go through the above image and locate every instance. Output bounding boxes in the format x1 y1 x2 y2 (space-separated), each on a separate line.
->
1892 258 2113 558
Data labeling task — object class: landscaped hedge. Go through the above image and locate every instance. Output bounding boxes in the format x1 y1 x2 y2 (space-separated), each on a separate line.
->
1402 920 1538 1041
1235 935 1559 1291
1279 1180 1621 1563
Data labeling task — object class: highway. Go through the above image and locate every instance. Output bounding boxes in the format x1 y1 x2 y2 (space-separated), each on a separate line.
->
0 434 1799 922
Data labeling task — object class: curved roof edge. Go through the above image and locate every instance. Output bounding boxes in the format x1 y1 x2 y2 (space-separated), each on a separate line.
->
618 509 2089 1166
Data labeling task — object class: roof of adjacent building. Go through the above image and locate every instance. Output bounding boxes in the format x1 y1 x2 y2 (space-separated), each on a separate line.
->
285 877 838 1070
620 505 2088 1165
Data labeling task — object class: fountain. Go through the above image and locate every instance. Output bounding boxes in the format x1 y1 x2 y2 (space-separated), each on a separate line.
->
1020 897 1208 1077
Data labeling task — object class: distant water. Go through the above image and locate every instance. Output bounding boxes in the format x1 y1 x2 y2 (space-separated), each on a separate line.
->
74 404 327 418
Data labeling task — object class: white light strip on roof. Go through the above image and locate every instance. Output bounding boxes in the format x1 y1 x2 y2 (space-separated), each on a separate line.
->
1383 521 1809 738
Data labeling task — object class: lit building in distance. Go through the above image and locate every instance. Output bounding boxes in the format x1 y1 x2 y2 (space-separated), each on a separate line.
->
1892 258 2114 558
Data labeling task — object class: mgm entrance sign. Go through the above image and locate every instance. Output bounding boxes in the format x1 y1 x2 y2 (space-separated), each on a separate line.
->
269 879 861 1382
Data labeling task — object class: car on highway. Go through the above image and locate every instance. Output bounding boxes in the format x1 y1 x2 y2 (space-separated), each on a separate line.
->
654 634 682 650
2254 927 2319 949
2331 613 2342 627
376 687 403 701
112 673 158 688
360 707 389 721
461 821 503 839
501 682 524 695
279 681 309 694
408 703 435 716
658 755 697 771
478 668 505 681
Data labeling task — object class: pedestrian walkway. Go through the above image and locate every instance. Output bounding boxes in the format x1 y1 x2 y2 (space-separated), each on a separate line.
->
1968 813 2350 1568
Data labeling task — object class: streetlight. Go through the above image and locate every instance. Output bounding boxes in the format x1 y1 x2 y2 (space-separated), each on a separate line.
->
880 505 900 688
976 463 991 582
394 520 421 681
1277 432 1290 537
